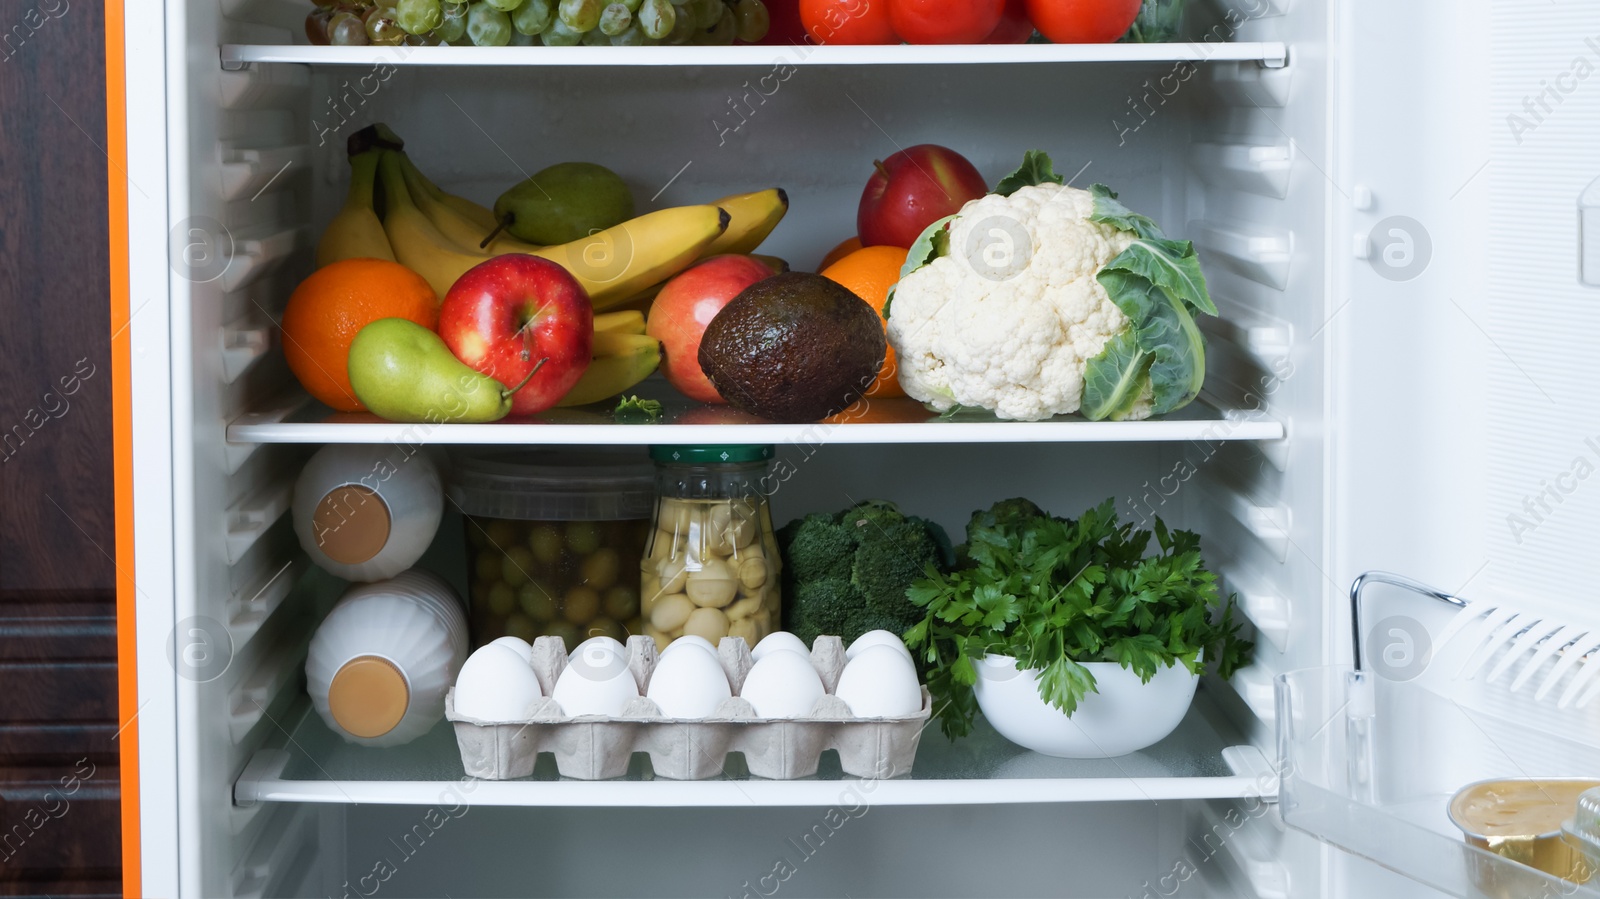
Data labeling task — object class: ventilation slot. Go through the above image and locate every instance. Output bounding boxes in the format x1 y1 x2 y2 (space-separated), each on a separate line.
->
1191 220 1292 290
1191 141 1292 199
222 315 276 385
229 558 307 650
228 629 310 744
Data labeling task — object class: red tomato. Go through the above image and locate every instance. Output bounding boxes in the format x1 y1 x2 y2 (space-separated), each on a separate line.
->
1024 0 1140 43
799 0 899 44
756 0 809 45
983 0 1034 43
889 0 1003 44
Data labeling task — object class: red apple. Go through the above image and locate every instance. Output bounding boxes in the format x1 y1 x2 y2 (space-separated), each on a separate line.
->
439 255 593 416
646 255 775 403
857 144 988 249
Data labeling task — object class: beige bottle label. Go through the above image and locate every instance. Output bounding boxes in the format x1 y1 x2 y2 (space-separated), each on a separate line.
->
328 655 409 738
313 485 392 565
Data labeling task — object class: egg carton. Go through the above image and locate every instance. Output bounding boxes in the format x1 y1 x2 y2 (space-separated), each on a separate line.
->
446 635 932 781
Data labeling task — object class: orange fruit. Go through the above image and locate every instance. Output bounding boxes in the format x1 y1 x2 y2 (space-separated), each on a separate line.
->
820 245 909 398
280 258 438 412
818 236 863 272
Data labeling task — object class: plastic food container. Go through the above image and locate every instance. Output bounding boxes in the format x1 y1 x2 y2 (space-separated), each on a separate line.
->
641 446 781 651
304 568 468 747
291 444 443 582
1448 778 1600 888
448 449 655 650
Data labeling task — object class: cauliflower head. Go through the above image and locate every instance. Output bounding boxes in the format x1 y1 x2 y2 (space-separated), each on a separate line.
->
886 183 1147 421
884 152 1216 424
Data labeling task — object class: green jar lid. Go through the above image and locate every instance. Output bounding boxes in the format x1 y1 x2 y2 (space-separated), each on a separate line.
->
649 445 774 464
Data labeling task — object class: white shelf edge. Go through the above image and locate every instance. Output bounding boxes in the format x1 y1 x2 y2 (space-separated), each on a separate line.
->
226 405 1286 446
220 42 1288 69
234 758 1273 808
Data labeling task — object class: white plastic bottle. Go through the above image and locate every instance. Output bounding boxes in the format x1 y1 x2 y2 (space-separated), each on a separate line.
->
305 568 469 747
292 444 443 582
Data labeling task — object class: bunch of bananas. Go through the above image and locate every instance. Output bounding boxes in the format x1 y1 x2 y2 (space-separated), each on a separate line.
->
315 125 788 407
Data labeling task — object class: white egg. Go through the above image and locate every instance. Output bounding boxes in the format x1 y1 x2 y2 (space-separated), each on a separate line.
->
453 644 542 722
661 634 718 658
835 644 922 718
574 634 627 657
846 629 914 663
751 631 809 661
739 649 825 718
490 635 534 663
646 643 732 718
552 638 639 717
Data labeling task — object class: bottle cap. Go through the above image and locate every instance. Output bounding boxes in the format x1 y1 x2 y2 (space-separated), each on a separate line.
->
312 485 392 565
328 655 410 739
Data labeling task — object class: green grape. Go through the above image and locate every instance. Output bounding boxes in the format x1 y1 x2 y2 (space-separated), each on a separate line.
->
733 0 766 42
306 7 334 44
558 0 602 32
637 0 673 39
482 0 522 9
364 7 407 43
395 0 443 33
598 3 631 35
705 3 734 43
435 1 469 40
610 21 646 44
542 18 583 44
581 25 610 44
373 0 400 9
329 10 371 44
665 8 695 42
512 0 554 34
466 1 514 44
510 25 540 43
405 29 444 44
693 0 720 29
619 0 643 10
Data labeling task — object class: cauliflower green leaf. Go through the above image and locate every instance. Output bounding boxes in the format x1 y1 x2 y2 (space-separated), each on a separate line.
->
1081 330 1152 421
995 149 1065 196
1101 269 1207 414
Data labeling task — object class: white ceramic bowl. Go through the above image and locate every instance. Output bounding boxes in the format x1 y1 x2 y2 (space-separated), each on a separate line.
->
973 653 1199 758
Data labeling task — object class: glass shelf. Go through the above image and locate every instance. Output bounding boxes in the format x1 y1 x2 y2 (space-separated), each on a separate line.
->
227 388 1285 447
220 42 1288 70
235 688 1274 808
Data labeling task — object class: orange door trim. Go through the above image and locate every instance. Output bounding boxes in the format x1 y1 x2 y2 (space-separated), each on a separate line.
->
103 2 141 896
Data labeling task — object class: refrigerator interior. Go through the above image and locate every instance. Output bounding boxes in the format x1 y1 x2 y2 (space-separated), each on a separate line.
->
140 0 1354 895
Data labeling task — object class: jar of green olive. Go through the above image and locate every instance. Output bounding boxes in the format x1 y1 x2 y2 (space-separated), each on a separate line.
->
448 449 655 651
642 445 780 651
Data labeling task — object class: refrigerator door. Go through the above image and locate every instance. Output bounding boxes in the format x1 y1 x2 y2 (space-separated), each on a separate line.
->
1325 0 1600 893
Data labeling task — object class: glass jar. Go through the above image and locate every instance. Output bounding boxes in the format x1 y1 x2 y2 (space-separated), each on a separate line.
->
642 445 780 651
447 449 655 651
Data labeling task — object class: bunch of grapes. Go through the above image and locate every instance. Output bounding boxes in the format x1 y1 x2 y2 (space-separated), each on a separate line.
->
306 0 768 47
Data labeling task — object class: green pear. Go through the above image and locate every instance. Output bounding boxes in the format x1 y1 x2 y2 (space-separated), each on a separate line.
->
488 162 635 246
349 319 530 423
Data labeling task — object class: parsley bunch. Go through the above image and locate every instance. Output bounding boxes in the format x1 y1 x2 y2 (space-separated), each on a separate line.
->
904 498 1253 740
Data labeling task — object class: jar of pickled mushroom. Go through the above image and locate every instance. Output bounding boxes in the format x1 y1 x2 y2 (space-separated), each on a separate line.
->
448 449 655 651
642 445 780 651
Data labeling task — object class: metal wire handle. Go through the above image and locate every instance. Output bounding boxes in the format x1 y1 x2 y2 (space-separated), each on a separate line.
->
1348 570 1468 672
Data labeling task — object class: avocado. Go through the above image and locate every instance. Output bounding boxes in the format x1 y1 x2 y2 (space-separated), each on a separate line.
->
698 272 887 423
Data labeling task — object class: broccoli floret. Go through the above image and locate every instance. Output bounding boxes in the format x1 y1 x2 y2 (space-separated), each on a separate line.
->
779 513 856 583
778 501 951 647
966 497 1046 545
